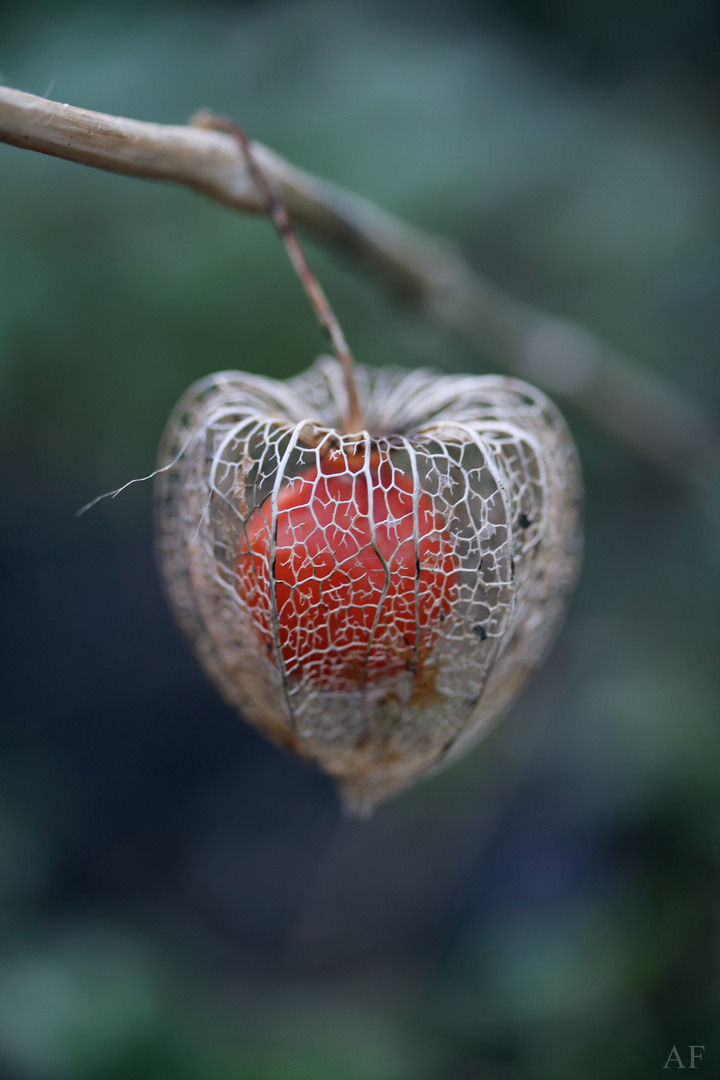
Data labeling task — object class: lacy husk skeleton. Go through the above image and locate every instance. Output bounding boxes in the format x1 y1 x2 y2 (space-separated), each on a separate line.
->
156 359 582 813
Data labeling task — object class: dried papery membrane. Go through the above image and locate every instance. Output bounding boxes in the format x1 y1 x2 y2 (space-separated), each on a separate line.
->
155 357 582 815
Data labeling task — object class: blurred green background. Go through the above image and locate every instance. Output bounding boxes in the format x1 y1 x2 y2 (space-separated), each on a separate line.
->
1 1 719 1077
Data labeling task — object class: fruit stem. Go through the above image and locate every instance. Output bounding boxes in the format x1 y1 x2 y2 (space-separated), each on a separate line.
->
201 114 364 434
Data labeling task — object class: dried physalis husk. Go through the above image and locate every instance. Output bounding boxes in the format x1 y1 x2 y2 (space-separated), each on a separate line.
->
155 355 582 815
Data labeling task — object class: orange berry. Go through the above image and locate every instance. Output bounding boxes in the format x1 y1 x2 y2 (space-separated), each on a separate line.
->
235 448 458 689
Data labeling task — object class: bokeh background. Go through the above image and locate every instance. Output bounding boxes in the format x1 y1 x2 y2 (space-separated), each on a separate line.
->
1 1 719 1077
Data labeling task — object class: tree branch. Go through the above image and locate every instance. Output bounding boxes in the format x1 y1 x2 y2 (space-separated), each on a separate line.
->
1 86 717 488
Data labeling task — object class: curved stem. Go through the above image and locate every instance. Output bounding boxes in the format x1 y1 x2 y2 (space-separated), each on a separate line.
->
194 112 364 435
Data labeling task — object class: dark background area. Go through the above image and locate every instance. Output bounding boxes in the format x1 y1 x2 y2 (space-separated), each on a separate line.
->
1 1 719 1077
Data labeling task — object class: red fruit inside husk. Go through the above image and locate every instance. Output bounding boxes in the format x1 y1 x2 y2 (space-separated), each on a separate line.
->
235 447 458 689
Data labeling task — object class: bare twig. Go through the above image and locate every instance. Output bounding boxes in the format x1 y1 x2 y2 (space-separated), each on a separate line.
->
1 86 717 487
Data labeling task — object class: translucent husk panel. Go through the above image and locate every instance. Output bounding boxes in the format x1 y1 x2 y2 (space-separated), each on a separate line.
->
155 358 582 813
